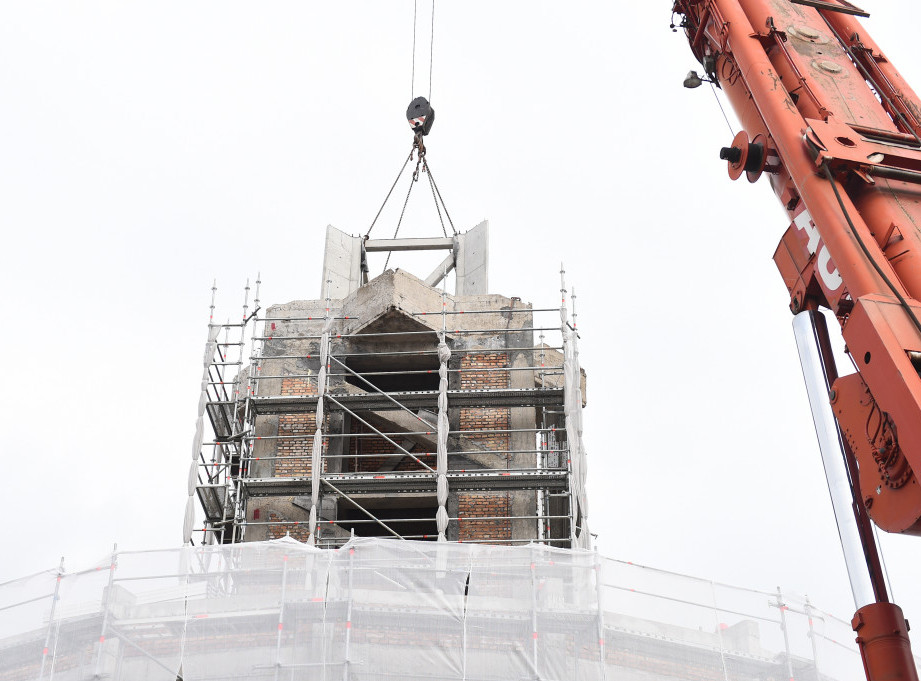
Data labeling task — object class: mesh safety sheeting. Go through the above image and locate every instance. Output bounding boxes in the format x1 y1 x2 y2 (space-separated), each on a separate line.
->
0 537 875 681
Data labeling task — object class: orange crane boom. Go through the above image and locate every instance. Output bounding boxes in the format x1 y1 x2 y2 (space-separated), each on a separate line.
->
672 1 921 679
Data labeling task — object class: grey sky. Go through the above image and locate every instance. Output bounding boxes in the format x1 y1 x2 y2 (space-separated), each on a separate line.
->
2 0 919 636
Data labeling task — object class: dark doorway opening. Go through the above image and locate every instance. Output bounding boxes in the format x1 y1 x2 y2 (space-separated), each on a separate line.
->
337 496 438 540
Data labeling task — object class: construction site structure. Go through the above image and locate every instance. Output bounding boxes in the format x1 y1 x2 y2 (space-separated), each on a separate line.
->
186 222 590 550
0 536 870 680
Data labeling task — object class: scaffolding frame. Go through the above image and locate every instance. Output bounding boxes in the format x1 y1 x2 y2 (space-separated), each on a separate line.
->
191 260 589 550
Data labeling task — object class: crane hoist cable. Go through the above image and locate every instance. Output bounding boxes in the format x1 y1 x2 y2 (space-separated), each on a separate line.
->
410 1 436 101
410 0 417 100
370 1 453 271
428 0 435 101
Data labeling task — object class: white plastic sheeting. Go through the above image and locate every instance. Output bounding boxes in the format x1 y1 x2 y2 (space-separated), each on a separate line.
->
185 325 222 544
436 336 451 541
308 309 334 545
560 269 589 550
0 538 869 681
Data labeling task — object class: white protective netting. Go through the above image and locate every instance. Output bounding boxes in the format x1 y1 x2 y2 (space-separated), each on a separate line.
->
0 537 876 681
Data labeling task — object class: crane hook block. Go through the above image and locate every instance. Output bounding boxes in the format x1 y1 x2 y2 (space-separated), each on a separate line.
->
407 97 435 136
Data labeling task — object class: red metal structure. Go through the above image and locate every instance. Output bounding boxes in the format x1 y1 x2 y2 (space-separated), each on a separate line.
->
672 0 921 679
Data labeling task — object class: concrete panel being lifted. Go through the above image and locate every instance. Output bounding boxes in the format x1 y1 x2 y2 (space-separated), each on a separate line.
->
321 221 489 297
321 225 363 298
455 220 489 295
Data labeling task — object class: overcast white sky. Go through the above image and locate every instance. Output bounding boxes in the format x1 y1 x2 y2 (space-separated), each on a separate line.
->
2 0 920 637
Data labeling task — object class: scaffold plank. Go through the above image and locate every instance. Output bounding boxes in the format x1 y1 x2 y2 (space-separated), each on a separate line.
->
247 387 564 414
241 470 568 496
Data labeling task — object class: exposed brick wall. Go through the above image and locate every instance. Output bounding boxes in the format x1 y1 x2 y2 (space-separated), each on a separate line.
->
459 407 510 451
265 509 312 542
268 377 322 538
459 353 511 453
280 376 318 396
276 413 322 477
458 492 511 542
457 354 512 543
275 377 323 478
460 353 510 389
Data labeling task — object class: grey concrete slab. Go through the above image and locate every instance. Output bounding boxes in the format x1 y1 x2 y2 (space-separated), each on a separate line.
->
455 220 489 295
321 225 362 298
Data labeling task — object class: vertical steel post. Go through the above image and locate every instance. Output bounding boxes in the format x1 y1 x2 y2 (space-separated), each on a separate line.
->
529 546 539 680
776 587 796 681
593 552 608 681
231 282 251 543
37 558 64 681
93 547 118 679
559 266 576 547
342 545 355 681
273 553 289 681
805 596 820 675
710 581 730 681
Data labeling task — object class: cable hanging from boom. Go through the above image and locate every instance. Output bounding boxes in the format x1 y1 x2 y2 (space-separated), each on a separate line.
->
368 0 454 272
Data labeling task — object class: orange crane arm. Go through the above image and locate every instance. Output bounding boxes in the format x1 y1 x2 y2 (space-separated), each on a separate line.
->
674 0 921 532
673 1 921 679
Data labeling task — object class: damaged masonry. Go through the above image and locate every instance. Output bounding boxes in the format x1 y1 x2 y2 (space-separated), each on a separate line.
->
188 222 590 549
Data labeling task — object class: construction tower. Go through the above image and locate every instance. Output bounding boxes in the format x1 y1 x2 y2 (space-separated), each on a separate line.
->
188 222 589 549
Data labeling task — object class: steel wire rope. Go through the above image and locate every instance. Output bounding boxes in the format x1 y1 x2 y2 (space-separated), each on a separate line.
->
871 522 896 602
429 0 435 101
382 173 417 271
423 158 456 235
365 150 414 238
709 82 735 136
425 161 449 237
411 0 417 98
821 161 921 337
